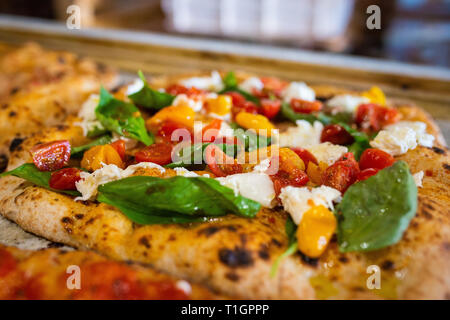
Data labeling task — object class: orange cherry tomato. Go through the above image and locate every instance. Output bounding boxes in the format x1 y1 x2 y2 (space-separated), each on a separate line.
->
205 144 242 177
165 84 204 97
110 140 126 161
359 148 395 170
290 99 322 114
320 124 354 145
135 143 173 165
49 168 82 190
202 119 222 143
30 140 71 171
0 248 17 277
356 168 380 182
290 147 318 168
261 99 281 119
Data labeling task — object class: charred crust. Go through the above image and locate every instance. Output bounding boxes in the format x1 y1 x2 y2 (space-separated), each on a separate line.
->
47 242 64 248
443 163 450 171
197 225 238 237
8 111 16 117
61 217 73 224
74 214 84 220
225 272 240 282
139 236 151 249
85 217 96 225
258 244 270 260
381 260 395 270
168 234 176 241
338 256 349 263
431 146 446 155
297 252 318 267
0 154 7 173
9 137 25 152
218 247 253 268
271 238 282 247
10 87 19 95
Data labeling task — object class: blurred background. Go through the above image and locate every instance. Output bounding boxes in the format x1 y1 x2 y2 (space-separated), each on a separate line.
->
0 0 449 68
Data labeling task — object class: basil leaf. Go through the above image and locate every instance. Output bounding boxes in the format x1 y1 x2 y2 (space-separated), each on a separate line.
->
71 135 112 157
270 216 298 277
337 161 417 252
231 124 271 151
128 71 175 109
96 87 153 146
219 72 259 104
97 176 261 224
337 122 370 160
0 163 79 196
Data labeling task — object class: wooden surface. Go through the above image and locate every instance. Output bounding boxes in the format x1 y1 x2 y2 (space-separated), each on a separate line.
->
0 15 448 139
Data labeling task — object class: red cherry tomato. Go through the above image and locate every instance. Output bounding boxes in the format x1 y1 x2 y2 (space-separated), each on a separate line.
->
157 121 193 143
30 140 71 171
165 84 204 97
359 148 395 170
261 99 281 119
320 124 354 145
271 169 309 196
290 148 318 168
135 143 173 165
205 144 242 177
260 77 288 97
356 104 400 131
110 140 126 161
322 152 360 193
49 168 82 190
227 92 259 117
290 99 322 114
356 168 380 182
202 119 222 143
0 248 17 277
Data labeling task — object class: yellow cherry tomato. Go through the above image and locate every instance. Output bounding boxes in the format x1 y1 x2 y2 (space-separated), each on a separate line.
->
307 161 328 185
297 205 337 258
235 112 275 136
205 95 232 116
362 86 386 106
279 147 305 172
81 145 124 171
147 105 195 130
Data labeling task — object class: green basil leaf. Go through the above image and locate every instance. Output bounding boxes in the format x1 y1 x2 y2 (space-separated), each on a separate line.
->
128 71 175 109
219 72 259 104
96 87 153 146
337 161 417 252
270 216 298 277
97 176 261 224
71 135 112 157
0 163 80 196
231 124 271 151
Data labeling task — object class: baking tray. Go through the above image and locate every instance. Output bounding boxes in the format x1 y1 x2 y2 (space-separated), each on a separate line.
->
0 14 449 249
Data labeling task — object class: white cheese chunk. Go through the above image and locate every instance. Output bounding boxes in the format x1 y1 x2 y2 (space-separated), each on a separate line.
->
217 172 276 208
279 186 341 225
253 158 271 173
413 171 424 188
111 133 138 150
126 78 144 95
281 81 315 102
238 77 264 93
307 142 348 166
75 162 165 201
370 121 434 156
279 120 323 148
76 94 104 136
179 70 224 92
217 121 234 138
172 94 204 112
326 94 369 113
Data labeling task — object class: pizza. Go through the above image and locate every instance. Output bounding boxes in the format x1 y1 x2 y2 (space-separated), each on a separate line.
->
0 244 220 300
0 45 449 300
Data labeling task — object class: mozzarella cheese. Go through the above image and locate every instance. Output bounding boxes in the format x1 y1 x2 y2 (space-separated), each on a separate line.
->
238 77 264 93
253 158 271 173
370 121 434 156
413 171 424 188
111 133 138 150
217 172 276 208
279 186 341 225
76 94 104 136
126 78 144 95
179 71 224 92
217 121 234 138
326 94 369 113
75 162 165 201
278 120 323 148
307 142 348 166
281 81 315 102
172 94 204 112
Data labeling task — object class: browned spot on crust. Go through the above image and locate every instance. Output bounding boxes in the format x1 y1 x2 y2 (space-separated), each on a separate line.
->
338 256 349 263
74 214 84 220
85 217 96 225
297 252 318 267
139 236 151 249
381 260 395 270
443 163 450 171
61 217 73 224
258 244 270 260
218 247 253 268
431 146 446 155
197 225 238 237
225 272 240 282
271 239 282 247
8 111 16 117
9 137 25 152
168 234 176 241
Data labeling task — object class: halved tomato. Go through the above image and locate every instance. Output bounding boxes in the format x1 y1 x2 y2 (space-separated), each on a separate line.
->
30 140 71 171
49 168 82 190
135 142 173 165
205 144 242 177
110 140 126 161
359 148 395 170
290 99 322 114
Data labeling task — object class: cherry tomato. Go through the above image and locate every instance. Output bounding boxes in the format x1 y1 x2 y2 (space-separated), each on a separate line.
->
30 140 71 171
227 92 259 117
356 168 380 182
320 124 354 145
261 99 281 119
157 121 193 143
202 119 222 143
260 77 288 97
110 140 126 161
271 169 309 196
356 104 399 131
165 84 204 97
205 144 242 177
359 148 395 170
290 99 322 114
135 143 173 165
321 152 360 193
290 148 318 168
49 168 82 190
0 248 17 277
